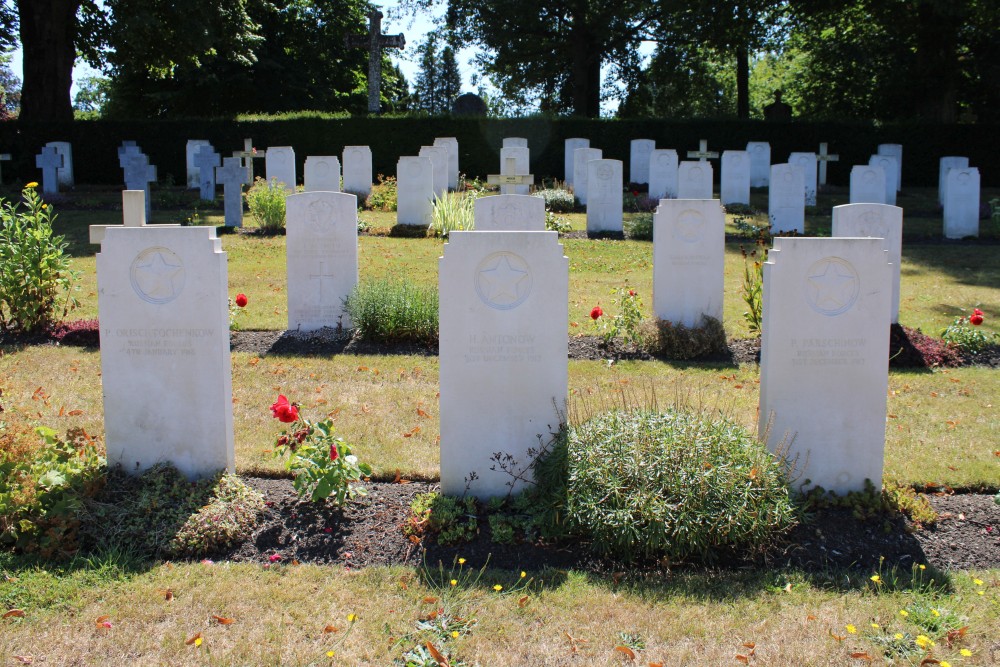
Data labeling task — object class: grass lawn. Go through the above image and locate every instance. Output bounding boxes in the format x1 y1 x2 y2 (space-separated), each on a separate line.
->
1 185 997 666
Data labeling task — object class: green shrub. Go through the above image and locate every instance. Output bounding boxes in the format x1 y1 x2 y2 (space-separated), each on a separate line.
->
245 177 287 232
428 192 475 238
0 423 105 559
532 408 796 562
639 315 728 359
405 492 478 545
365 174 397 211
343 278 439 345
625 213 653 240
168 475 266 557
534 188 576 213
0 184 79 334
740 242 767 335
940 308 996 354
545 211 571 233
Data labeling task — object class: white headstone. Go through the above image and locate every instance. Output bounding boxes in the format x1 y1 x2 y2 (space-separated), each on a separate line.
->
586 159 624 234
746 141 770 187
304 156 342 192
419 145 450 197
648 149 679 200
265 146 296 193
185 140 212 189
629 139 656 185
45 141 74 188
499 146 530 196
216 157 251 228
677 161 713 200
720 150 751 206
759 237 891 495
502 137 528 148
832 203 903 324
653 199 725 327
285 192 359 331
194 145 221 201
96 225 234 479
564 138 589 186
849 165 887 204
788 152 818 206
474 194 546 231
573 147 602 205
439 231 568 498
768 164 805 234
342 146 373 198
868 155 898 206
876 144 902 191
938 156 968 206
943 168 980 239
89 190 181 244
35 146 63 195
433 137 460 191
396 156 434 226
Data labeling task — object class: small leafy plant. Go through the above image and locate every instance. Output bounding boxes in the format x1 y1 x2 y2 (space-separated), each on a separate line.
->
405 492 478 544
533 188 575 213
740 241 768 335
625 212 653 240
941 308 995 354
365 173 397 211
343 278 439 345
428 192 475 238
245 177 287 232
228 292 248 330
591 285 645 348
544 210 571 233
0 183 79 334
270 395 373 504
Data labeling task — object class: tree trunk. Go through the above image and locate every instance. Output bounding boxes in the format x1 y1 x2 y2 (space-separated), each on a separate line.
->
19 0 79 122
570 14 601 117
913 1 958 122
736 43 750 119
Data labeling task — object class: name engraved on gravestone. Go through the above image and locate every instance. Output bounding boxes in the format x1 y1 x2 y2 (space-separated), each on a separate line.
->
630 139 656 185
648 149 679 200
746 142 770 187
573 147 602 205
564 138 589 185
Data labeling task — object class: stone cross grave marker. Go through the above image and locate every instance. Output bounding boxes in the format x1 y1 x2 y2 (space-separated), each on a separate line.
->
487 155 534 196
573 147 602 205
118 142 141 170
46 141 74 188
233 139 266 182
938 156 968 206
433 137 460 191
474 194 545 231
216 157 252 227
90 190 179 244
396 156 434 226
564 138 589 186
720 150 750 206
194 145 221 201
832 203 903 323
123 153 157 220
817 142 839 186
439 230 568 498
35 145 63 194
686 139 719 163
648 149 679 200
653 199 724 328
286 191 359 330
0 152 11 183
186 140 212 189
746 141 771 187
304 156 342 192
266 146 296 193
759 237 891 495
849 165 886 205
676 161 713 200
342 146 373 198
630 139 655 185
586 159 623 234
346 10 405 114
96 223 234 479
769 164 804 233
943 167 980 239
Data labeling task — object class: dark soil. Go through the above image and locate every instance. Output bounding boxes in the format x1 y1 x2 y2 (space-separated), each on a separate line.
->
221 477 1000 574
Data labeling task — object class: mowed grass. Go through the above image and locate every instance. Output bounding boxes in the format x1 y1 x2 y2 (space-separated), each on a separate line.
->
0 557 996 666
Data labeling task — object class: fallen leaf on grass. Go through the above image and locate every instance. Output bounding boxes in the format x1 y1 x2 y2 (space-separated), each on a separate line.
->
850 652 874 661
829 631 846 642
12 656 33 664
157 588 173 601
919 659 940 666
615 645 637 660
185 632 203 646
212 615 234 625
806 614 817 621
422 596 439 604
323 625 338 634
3 609 26 619
944 626 968 647
565 632 589 653
425 641 449 666
736 655 750 664
518 595 529 608
95 615 112 629
67 409 83 416
417 407 432 418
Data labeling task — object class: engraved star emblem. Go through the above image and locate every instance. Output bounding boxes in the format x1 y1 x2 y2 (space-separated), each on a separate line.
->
807 261 856 311
134 250 183 300
478 255 528 305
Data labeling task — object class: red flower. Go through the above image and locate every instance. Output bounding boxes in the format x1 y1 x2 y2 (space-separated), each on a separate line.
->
270 395 299 423
970 314 983 326
972 308 983 316
628 290 636 297
330 443 339 461
631 190 639 197
268 554 281 563
590 306 603 320
277 435 289 447
235 293 248 308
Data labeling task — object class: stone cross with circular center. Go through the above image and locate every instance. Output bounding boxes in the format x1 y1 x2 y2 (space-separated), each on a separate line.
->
346 10 405 114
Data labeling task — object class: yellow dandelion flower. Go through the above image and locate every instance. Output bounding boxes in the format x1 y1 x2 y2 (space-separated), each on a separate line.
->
931 609 940 617
846 624 857 634
894 633 903 640
960 649 973 657
25 182 38 189
915 635 929 648
194 637 203 647
450 579 457 586
899 609 909 617
870 623 880 629
977 590 984 595
520 571 526 578
41 203 48 209
940 661 951 667
493 584 502 592
327 651 335 658
973 578 984 586
919 564 926 570
347 614 357 622
458 558 466 565
870 575 880 582
451 631 459 638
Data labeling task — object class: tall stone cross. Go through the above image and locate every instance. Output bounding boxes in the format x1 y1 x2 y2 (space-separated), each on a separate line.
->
346 10 405 114
194 145 221 201
487 157 534 195
216 157 252 228
817 142 840 186
233 138 266 182
687 139 719 163
35 146 64 194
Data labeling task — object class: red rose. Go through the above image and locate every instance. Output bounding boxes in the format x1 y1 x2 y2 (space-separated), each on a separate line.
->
628 290 636 297
969 314 983 326
590 306 603 320
277 435 289 447
235 293 248 308
270 395 299 423
330 443 339 461
972 308 983 316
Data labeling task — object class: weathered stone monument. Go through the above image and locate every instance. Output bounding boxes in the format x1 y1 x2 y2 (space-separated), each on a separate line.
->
266 146 297 193
123 153 157 220
304 156 342 192
216 157 251 228
768 164 804 234
285 191 359 330
96 213 234 479
45 141 74 188
564 138 589 185
648 149 679 200
652 199 725 327
35 145 63 195
943 167 980 239
474 194 545 231
396 156 434 226
759 237 891 495
439 231 568 498
817 142 839 186
586 159 624 234
194 145 221 201
186 140 212 189
345 9 405 114
630 139 656 185
721 150 751 206
342 146 373 198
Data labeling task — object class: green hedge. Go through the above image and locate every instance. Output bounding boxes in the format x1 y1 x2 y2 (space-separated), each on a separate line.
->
1 117 995 187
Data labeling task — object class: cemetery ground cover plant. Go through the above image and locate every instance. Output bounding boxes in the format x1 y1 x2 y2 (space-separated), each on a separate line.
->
428 191 476 238
941 307 997 355
244 177 287 233
343 278 439 345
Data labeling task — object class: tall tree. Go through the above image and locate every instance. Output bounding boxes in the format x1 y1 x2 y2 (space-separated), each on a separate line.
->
413 32 462 114
18 0 79 121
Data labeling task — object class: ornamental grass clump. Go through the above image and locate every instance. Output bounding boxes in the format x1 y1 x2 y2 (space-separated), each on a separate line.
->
343 278 439 345
532 408 797 562
428 192 475 238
